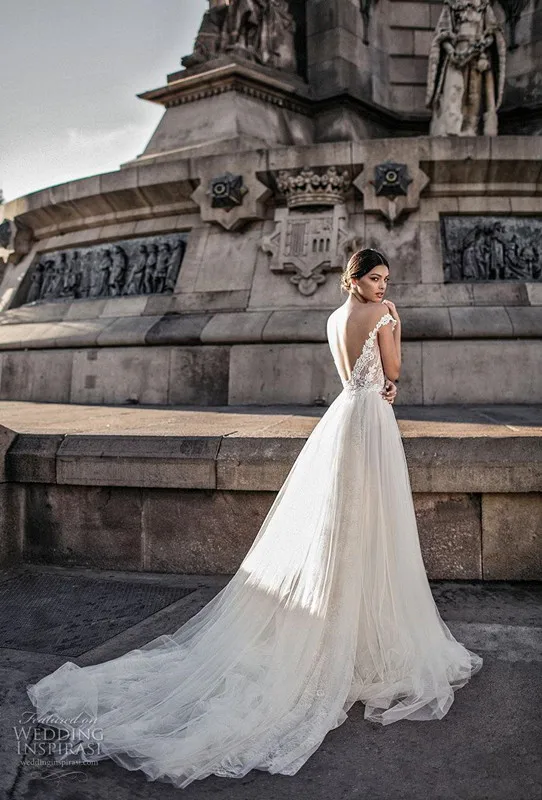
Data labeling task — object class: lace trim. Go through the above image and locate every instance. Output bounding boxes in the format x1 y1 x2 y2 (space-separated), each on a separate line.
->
344 312 396 395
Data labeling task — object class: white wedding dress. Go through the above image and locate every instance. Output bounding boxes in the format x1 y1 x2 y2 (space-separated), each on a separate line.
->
27 309 482 789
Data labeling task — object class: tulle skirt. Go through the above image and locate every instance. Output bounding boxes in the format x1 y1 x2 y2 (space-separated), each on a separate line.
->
27 386 482 788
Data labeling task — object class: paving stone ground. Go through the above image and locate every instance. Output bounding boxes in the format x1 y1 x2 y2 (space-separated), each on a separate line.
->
0 564 540 800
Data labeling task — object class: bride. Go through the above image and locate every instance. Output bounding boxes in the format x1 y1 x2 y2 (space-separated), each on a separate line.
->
27 248 483 789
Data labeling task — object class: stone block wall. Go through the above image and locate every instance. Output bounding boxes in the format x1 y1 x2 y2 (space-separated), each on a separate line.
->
383 0 442 111
0 331 540 406
1 430 540 579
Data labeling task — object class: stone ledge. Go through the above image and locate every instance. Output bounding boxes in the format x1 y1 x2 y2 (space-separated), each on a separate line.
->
5 434 63 483
5 431 541 493
0 307 540 349
55 435 222 489
404 437 542 493
216 437 305 490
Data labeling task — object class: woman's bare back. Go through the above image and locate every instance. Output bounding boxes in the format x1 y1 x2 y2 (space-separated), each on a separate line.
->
327 301 388 385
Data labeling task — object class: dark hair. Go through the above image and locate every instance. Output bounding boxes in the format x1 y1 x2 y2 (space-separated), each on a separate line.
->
340 248 390 293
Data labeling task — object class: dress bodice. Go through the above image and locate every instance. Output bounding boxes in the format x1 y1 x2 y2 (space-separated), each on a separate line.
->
328 312 397 397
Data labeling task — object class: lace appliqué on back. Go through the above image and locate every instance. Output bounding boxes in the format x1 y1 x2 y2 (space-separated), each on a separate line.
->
344 312 397 397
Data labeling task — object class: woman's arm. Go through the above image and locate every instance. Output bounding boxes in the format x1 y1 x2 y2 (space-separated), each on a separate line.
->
378 302 402 381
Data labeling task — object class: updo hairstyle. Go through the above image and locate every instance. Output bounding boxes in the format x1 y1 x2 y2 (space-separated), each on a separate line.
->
340 248 390 294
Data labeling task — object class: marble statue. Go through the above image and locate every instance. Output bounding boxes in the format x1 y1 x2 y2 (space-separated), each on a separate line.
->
222 0 265 57
184 0 297 73
181 1 230 67
426 0 506 136
260 0 297 71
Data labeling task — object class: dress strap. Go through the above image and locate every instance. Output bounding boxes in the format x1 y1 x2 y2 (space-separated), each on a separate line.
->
371 312 397 338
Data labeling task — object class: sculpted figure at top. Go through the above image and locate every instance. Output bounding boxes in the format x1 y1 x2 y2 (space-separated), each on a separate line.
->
182 0 297 73
426 0 506 136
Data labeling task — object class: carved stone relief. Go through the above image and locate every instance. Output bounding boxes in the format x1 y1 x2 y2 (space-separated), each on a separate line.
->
441 216 542 281
182 0 298 74
372 162 412 199
354 160 429 226
0 218 35 265
261 205 357 296
0 220 11 250
261 166 355 296
210 173 249 209
426 0 506 137
262 166 356 296
20 234 187 306
192 169 270 231
275 166 352 208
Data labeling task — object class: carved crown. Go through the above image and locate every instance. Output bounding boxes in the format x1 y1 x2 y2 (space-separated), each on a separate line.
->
275 166 351 208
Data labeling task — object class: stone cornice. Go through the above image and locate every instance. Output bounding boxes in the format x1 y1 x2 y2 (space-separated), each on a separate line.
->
0 306 540 341
2 137 541 241
138 60 312 116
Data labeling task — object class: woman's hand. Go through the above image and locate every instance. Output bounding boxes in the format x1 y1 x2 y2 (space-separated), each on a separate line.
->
382 299 400 324
381 379 398 404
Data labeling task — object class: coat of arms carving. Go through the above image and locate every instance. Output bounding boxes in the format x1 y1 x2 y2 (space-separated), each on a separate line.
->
261 205 356 296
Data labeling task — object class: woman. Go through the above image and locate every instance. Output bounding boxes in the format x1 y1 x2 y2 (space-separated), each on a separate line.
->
27 249 482 789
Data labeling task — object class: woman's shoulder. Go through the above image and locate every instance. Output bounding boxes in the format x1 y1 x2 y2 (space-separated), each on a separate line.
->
326 306 340 329
328 301 391 332
354 303 390 323
361 304 395 336
373 302 392 318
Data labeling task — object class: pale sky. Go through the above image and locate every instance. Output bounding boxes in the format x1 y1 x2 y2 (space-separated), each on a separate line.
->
1 0 207 202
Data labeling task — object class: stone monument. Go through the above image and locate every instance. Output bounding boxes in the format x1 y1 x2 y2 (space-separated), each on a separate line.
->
0 0 540 407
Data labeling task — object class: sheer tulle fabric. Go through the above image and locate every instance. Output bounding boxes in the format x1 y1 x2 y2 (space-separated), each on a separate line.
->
27 313 482 789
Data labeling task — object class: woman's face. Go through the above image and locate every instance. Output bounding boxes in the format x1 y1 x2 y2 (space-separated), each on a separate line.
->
353 265 390 303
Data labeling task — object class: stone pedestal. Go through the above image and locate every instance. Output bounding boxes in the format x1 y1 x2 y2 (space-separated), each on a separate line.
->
130 59 313 164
